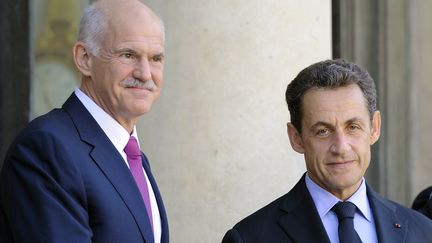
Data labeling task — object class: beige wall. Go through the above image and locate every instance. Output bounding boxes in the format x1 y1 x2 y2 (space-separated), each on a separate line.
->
139 1 331 242
411 0 432 199
28 0 432 241
31 1 331 242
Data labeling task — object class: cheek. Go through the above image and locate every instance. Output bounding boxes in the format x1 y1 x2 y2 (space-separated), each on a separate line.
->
304 141 329 166
111 65 131 79
151 64 164 79
153 71 163 86
306 139 331 156
92 64 114 83
360 146 371 165
349 139 371 169
351 136 370 153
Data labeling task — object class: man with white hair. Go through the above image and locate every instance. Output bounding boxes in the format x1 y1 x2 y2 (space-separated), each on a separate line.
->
0 0 168 242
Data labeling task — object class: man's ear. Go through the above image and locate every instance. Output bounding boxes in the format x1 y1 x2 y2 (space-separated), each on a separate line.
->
73 42 92 77
287 123 305 154
370 110 381 145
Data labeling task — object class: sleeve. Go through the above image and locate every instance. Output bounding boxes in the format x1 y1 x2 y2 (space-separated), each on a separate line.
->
0 130 92 243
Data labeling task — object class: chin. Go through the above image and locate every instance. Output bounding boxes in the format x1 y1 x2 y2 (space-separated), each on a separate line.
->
131 98 155 112
136 106 153 115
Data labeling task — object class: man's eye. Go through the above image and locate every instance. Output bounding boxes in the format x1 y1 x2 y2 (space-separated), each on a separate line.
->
348 124 360 132
151 55 164 63
316 129 330 136
117 52 137 64
121 53 134 59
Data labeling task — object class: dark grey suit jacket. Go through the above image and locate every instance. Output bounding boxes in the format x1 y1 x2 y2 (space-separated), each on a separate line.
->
222 174 432 243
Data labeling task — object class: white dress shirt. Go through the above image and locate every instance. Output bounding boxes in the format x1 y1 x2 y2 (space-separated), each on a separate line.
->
75 88 161 243
305 174 378 243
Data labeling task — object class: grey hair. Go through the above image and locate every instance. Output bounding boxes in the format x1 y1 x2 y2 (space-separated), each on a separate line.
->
77 2 166 56
77 3 107 55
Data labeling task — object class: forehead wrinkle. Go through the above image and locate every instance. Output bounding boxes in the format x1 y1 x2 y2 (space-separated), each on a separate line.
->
118 43 164 56
303 87 369 119
94 0 164 45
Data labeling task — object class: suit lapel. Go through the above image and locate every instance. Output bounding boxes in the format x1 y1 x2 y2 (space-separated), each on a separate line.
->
276 175 408 243
141 153 169 243
278 175 331 243
367 186 406 243
63 93 154 243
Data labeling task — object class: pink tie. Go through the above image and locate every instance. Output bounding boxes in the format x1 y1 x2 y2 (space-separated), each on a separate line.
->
124 136 153 228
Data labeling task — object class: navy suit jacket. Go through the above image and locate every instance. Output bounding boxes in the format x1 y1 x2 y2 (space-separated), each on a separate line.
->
222 174 432 243
0 93 169 243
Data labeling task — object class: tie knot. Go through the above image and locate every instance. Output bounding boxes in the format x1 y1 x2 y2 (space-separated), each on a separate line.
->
333 201 357 220
124 137 141 157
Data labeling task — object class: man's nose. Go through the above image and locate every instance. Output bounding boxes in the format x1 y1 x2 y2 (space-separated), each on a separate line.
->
134 58 152 81
330 132 351 155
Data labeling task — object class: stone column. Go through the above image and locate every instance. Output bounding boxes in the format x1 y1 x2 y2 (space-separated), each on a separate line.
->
0 0 30 164
139 1 331 242
410 0 432 201
335 0 432 205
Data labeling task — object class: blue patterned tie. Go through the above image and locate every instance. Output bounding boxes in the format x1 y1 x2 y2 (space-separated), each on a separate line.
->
332 201 362 243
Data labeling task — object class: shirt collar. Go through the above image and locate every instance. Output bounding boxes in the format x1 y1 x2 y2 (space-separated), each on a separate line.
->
74 88 140 154
305 173 373 222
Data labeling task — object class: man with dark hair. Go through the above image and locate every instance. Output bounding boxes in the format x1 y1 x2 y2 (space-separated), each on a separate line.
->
0 0 168 242
222 59 432 243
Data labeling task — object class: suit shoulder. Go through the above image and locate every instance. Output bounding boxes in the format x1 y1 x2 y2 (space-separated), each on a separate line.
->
392 200 432 225
27 108 73 132
3 108 81 167
12 109 76 145
232 193 288 234
374 194 432 233
231 176 309 238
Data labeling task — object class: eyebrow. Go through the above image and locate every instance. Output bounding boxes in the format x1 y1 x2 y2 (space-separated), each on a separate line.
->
310 121 333 131
112 48 136 54
345 117 364 126
152 52 165 58
309 117 364 130
112 48 164 58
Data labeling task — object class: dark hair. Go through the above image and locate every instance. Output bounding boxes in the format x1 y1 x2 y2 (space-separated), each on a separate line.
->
285 59 377 133
412 186 432 219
